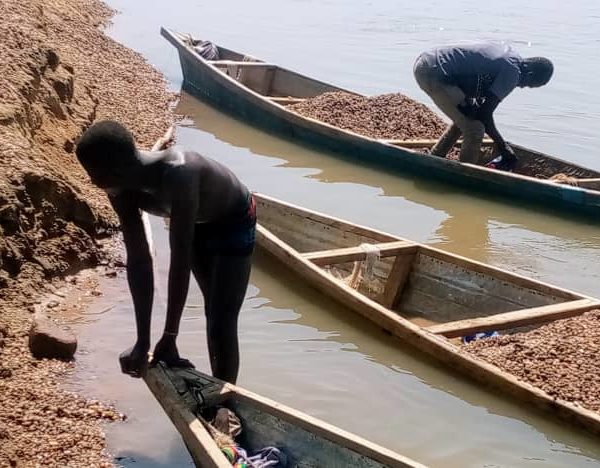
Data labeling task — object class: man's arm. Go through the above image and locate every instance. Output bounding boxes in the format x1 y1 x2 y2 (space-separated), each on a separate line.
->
480 64 520 158
109 194 154 376
458 95 516 164
476 96 502 144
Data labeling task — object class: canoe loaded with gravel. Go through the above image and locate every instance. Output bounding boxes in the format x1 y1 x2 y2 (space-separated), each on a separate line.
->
161 27 600 219
251 193 600 436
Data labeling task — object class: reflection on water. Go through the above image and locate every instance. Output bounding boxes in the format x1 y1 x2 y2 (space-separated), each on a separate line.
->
175 93 600 295
71 239 600 468
73 0 600 466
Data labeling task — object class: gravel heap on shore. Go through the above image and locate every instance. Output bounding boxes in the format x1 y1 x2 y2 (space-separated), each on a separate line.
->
0 0 174 464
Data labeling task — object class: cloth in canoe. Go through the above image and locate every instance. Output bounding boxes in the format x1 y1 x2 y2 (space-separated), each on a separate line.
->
194 41 219 60
213 407 288 467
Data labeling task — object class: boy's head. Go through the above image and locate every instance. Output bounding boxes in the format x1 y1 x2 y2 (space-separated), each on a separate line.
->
76 120 138 189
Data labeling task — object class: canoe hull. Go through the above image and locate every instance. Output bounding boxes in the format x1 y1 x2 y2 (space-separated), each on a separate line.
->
254 193 600 436
162 28 600 219
144 364 424 468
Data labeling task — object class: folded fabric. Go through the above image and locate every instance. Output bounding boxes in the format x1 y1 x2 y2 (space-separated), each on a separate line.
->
462 331 499 344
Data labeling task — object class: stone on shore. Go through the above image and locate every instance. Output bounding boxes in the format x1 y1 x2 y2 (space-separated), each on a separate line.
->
28 315 77 360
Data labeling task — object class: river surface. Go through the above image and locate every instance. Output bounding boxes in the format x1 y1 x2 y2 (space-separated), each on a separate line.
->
70 1 600 467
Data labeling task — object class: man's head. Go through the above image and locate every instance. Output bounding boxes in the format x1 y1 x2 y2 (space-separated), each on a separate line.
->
76 120 138 189
519 57 554 88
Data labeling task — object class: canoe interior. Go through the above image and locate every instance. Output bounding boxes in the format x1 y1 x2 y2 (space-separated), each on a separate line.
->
256 195 578 327
512 145 600 179
228 397 390 468
180 32 600 183
147 365 416 468
196 42 343 98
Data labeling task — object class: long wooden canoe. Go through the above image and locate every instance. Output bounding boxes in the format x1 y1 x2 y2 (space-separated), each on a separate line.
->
144 363 425 468
253 193 600 435
161 28 600 219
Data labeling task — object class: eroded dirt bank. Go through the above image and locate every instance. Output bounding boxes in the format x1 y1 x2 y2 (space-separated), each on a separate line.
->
0 0 174 465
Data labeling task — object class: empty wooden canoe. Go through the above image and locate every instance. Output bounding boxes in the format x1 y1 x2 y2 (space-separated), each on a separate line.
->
253 193 600 435
161 27 600 219
144 363 425 468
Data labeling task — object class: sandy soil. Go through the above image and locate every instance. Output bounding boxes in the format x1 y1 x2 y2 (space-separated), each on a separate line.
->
0 0 174 465
288 91 447 141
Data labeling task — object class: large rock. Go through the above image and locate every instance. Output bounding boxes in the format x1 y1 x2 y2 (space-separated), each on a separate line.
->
28 315 77 360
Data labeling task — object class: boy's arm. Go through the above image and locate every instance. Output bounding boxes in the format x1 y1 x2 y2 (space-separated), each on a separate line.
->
109 193 154 377
152 170 199 366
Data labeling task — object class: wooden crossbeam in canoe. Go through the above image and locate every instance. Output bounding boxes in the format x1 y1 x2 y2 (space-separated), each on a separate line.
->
382 138 494 148
268 96 307 105
209 60 276 68
576 178 600 190
381 252 416 309
425 298 600 338
302 241 418 266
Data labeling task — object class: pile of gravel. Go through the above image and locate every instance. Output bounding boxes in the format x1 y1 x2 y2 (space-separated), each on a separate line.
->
288 91 447 141
465 310 600 412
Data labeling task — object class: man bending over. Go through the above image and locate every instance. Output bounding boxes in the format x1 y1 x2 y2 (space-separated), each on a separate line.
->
413 41 553 171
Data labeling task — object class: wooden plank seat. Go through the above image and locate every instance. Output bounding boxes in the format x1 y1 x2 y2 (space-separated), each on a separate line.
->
209 60 276 67
268 96 307 104
301 241 417 266
381 139 495 148
425 298 600 338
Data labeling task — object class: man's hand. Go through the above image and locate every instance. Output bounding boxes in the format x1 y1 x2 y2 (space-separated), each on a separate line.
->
499 145 517 162
150 334 195 368
119 341 150 378
458 96 500 124
485 145 518 172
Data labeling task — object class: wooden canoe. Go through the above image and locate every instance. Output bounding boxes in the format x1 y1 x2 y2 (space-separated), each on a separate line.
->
161 28 600 219
253 192 600 435
144 363 425 468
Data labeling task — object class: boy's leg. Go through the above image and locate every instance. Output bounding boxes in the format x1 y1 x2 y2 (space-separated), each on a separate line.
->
203 253 252 383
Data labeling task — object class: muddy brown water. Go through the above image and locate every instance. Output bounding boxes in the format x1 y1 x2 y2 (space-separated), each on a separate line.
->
69 0 600 466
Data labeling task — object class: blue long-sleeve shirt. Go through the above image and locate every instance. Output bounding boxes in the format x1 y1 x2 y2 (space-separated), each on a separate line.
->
419 41 523 101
